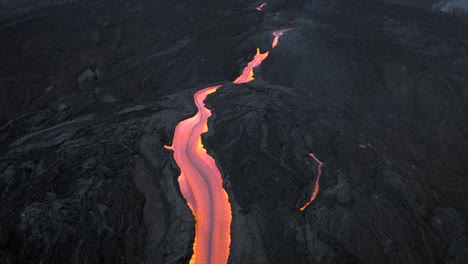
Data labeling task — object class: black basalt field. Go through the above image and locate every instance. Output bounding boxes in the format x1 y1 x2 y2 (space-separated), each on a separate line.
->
1 0 467 263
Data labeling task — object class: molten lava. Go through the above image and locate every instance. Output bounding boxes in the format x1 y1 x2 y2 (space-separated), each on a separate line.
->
256 2 267 11
167 9 301 263
232 29 294 84
165 86 232 264
233 48 269 84
272 28 295 48
299 153 323 211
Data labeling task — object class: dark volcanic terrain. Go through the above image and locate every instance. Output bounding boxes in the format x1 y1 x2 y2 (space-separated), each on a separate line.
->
1 0 467 263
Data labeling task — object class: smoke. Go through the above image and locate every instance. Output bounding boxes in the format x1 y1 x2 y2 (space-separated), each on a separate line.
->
433 0 468 13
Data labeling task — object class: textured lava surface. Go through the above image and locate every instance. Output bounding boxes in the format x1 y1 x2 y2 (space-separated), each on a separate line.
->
165 85 231 264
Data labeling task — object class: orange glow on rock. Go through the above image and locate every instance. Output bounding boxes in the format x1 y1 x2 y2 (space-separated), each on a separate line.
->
256 2 267 11
166 85 232 264
233 48 269 84
272 28 295 48
299 153 323 211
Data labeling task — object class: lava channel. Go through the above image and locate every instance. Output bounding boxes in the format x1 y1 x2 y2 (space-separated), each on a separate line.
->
299 153 323 211
272 28 295 48
256 2 267 11
233 48 269 84
233 28 294 84
165 86 232 264
166 20 296 264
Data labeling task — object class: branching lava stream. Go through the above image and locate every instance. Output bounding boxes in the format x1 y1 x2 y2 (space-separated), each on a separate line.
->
166 6 314 263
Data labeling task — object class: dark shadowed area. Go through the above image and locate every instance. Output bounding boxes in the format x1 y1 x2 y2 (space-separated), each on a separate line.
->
1 0 467 263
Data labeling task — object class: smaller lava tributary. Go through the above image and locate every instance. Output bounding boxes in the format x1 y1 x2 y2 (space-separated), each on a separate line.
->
256 2 267 11
165 4 323 264
299 153 323 211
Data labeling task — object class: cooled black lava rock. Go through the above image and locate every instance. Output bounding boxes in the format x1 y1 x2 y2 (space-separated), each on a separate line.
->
1 0 467 263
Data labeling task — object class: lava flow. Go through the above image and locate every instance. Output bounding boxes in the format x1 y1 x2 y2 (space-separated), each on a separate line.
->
256 2 267 11
233 48 269 84
167 12 297 264
165 85 231 264
272 28 295 48
299 153 324 211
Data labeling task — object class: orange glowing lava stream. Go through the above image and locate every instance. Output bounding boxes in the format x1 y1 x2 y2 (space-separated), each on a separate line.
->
166 24 296 264
256 2 267 11
165 85 231 264
233 48 269 84
272 28 295 48
299 153 323 211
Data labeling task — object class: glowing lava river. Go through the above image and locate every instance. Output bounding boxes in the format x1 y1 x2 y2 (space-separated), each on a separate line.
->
165 5 321 264
165 85 230 264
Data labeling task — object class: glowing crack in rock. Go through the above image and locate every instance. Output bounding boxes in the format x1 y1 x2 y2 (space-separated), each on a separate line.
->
256 2 267 11
165 85 232 264
272 28 295 48
299 153 323 211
